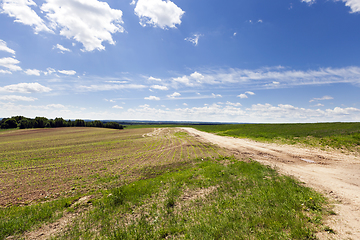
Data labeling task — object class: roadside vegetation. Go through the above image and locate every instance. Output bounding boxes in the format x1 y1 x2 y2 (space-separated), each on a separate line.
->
0 127 335 239
193 122 360 153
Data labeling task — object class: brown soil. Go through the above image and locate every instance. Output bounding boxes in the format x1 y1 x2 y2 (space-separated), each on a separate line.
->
181 127 360 240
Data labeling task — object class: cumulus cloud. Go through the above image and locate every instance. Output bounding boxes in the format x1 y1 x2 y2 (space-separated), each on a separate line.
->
167 92 181 98
0 39 15 54
237 94 248 99
342 0 360 13
0 57 22 71
1 0 52 33
151 85 168 90
309 95 333 102
41 0 124 51
0 95 37 101
185 34 202 46
58 70 76 75
24 69 41 76
145 95 160 100
53 44 71 53
173 76 192 86
112 105 123 109
149 76 162 81
0 82 52 93
245 91 255 95
134 0 184 29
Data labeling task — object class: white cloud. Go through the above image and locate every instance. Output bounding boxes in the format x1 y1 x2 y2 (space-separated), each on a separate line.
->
149 76 162 81
151 85 168 90
46 104 65 109
301 0 316 5
172 66 360 90
245 91 255 95
211 93 222 98
0 39 15 54
173 76 192 86
237 94 248 99
258 19 263 23
185 34 202 46
58 70 76 75
190 71 205 82
145 95 160 100
44 67 56 75
41 0 124 52
183 103 188 106
342 0 360 13
167 92 181 98
226 101 242 107
0 82 52 93
24 69 41 76
134 0 184 29
0 69 12 74
1 0 52 33
53 44 71 53
313 103 324 107
309 95 333 102
0 95 37 101
130 0 136 5
78 84 146 92
112 105 123 109
0 57 22 71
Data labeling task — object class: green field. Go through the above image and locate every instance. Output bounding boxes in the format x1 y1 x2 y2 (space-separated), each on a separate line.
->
193 122 360 153
0 127 334 239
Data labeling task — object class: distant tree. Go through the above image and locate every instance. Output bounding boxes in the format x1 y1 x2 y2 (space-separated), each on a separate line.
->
93 120 104 128
54 117 66 127
1 118 18 129
74 119 85 127
104 122 123 129
34 117 48 128
19 119 31 129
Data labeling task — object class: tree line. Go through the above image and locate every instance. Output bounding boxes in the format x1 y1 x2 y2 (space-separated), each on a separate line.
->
0 116 124 130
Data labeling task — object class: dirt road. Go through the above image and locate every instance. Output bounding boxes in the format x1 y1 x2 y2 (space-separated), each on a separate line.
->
181 127 360 240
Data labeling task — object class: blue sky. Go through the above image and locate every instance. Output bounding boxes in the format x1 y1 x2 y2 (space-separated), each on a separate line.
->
1 0 360 123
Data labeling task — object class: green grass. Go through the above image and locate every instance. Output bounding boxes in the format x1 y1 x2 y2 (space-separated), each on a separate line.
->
193 122 360 152
55 157 328 239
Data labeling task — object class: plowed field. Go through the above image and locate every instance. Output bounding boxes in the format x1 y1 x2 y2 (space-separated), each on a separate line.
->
0 127 229 206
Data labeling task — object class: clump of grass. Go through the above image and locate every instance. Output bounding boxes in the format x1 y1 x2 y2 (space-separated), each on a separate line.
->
57 157 328 239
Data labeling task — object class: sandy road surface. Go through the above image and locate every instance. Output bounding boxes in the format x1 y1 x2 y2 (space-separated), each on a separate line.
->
181 127 360 240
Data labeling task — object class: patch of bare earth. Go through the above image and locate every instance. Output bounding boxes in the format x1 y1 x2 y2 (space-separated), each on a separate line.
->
17 196 93 240
181 127 360 240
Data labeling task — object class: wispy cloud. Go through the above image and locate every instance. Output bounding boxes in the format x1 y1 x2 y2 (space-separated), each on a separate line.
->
0 83 52 93
58 70 76 75
0 39 16 55
185 34 202 46
0 95 38 102
77 84 146 92
145 95 160 100
53 44 71 53
151 85 168 90
24 69 41 76
309 95 333 102
170 66 360 89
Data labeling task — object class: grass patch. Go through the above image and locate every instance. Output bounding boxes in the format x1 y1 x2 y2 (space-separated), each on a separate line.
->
56 157 327 239
193 122 360 153
0 195 82 239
